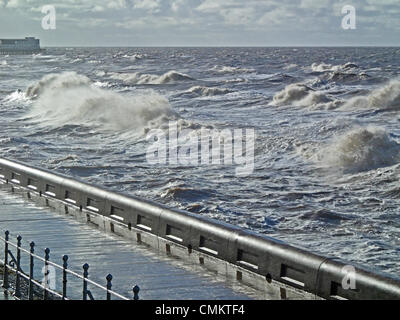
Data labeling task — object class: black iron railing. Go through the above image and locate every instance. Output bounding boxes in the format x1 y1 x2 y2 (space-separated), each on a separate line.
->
0 230 140 300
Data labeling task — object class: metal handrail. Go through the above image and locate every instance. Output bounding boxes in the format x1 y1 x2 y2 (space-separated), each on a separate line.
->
1 263 65 299
0 230 138 300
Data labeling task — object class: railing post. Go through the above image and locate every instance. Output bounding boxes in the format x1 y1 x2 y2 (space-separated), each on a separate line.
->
28 241 35 300
43 248 50 300
83 263 89 300
62 255 68 300
15 235 22 298
106 274 112 300
133 285 140 300
2 231 9 290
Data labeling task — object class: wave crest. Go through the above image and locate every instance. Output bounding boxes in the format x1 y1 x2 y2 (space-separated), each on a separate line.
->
211 65 255 74
3 90 27 103
185 86 232 96
270 83 339 109
26 72 176 132
26 72 92 98
318 127 400 173
110 70 193 85
342 80 400 111
311 62 358 73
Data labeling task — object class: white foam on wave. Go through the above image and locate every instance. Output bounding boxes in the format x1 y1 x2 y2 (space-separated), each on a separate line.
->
70 58 83 64
94 70 107 77
271 79 400 112
269 83 341 110
211 65 255 74
224 78 247 84
3 90 27 103
26 72 176 132
109 70 193 85
341 80 400 111
284 63 298 70
93 81 111 88
315 127 400 173
122 53 145 61
310 62 358 73
26 72 92 98
185 86 232 96
32 54 46 58
326 71 370 83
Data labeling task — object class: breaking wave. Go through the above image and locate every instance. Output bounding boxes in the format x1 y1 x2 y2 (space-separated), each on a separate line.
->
310 62 358 73
185 86 232 96
122 53 145 61
270 83 341 110
325 72 370 83
109 70 194 85
26 72 92 98
3 90 27 103
341 80 400 111
317 127 400 173
26 72 176 132
310 62 369 84
211 65 255 74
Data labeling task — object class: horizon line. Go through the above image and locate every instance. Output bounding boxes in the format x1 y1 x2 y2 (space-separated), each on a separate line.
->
41 45 400 48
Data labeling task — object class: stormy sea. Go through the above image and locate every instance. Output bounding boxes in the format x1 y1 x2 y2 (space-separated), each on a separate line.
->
0 47 399 276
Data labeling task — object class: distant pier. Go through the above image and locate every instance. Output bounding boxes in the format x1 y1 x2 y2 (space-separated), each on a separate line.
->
0 37 43 55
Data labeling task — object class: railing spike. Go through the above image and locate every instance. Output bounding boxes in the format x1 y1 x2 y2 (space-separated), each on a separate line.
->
15 235 22 298
28 241 35 300
62 255 68 300
133 285 140 300
2 231 9 289
83 263 89 300
43 248 50 300
106 274 113 300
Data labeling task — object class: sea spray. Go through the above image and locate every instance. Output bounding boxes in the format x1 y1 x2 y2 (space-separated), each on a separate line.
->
185 86 232 96
26 72 176 131
342 80 400 111
317 127 400 173
310 62 358 73
270 83 340 109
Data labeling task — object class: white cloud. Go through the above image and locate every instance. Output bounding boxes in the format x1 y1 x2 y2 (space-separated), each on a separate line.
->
91 5 105 12
219 7 256 25
258 6 296 26
0 0 398 45
196 0 221 12
134 0 161 11
171 0 185 12
6 0 23 8
300 0 330 9
107 0 128 10
116 15 194 29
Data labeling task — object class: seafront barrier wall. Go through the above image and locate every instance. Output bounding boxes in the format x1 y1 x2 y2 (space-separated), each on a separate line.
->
0 157 399 300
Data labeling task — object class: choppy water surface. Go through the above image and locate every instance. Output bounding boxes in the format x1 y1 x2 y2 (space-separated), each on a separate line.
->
0 47 399 276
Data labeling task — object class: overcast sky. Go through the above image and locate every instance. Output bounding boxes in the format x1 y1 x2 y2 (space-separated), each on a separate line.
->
0 0 399 46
